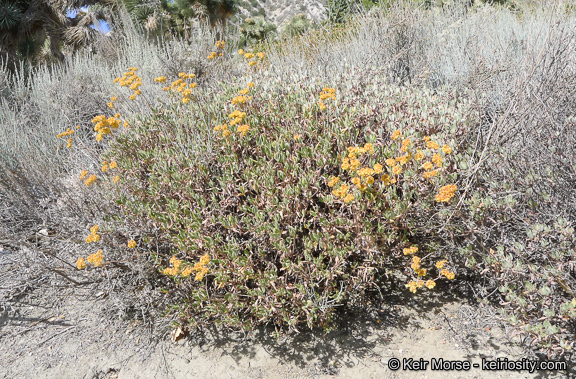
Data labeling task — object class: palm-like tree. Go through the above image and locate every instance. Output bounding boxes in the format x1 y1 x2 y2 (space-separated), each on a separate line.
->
116 0 237 38
0 0 114 64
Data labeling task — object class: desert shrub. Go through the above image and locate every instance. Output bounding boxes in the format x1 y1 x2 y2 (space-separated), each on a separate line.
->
95 57 476 333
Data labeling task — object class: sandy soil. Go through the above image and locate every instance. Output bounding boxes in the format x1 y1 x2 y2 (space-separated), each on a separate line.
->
1 241 572 379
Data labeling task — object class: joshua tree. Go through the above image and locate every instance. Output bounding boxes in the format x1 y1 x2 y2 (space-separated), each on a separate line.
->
0 0 114 64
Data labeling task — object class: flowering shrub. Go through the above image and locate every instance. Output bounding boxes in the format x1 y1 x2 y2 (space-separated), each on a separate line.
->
87 62 476 333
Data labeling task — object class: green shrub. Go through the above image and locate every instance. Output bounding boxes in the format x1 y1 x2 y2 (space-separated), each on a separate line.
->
100 66 475 332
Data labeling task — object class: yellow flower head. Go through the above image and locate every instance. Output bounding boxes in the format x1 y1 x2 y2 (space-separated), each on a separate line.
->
247 82 255 88
422 161 434 171
76 257 86 270
427 140 440 149
200 254 210 265
414 151 424 161
442 145 452 154
432 153 443 167
195 272 205 281
327 176 340 187
343 194 354 203
392 165 402 175
366 176 375 185
249 61 257 67
112 176 120 184
257 52 265 59
373 163 383 174
180 267 194 277
294 134 301 141
435 260 447 269
109 161 117 169
154 76 167 82
127 240 136 249
318 101 326 110
391 130 401 140
385 158 396 167
351 177 361 186
435 184 457 202
423 170 438 179
403 246 418 255
425 280 436 289
79 170 89 180
238 49 244 55
87 250 104 267
85 175 97 186
396 154 410 165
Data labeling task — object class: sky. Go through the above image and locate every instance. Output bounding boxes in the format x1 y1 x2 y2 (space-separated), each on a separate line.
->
67 7 112 34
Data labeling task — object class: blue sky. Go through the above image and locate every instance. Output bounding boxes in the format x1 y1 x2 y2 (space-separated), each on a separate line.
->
67 7 112 34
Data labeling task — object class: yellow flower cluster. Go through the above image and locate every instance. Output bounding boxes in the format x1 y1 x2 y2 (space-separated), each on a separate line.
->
87 249 104 267
332 184 354 203
406 279 437 292
231 95 251 105
91 114 122 141
162 254 210 281
85 174 97 186
331 143 384 201
406 280 424 293
85 225 100 243
56 127 74 138
400 138 411 152
422 170 438 179
56 126 79 148
432 153 443 167
435 260 447 269
113 68 142 100
238 49 265 67
411 256 427 277
76 257 86 270
327 176 340 187
318 87 336 110
208 40 226 59
403 245 418 255
441 269 455 280
237 124 250 137
154 76 167 82
100 160 118 173
162 74 197 104
435 184 457 202
391 130 401 140
127 240 136 248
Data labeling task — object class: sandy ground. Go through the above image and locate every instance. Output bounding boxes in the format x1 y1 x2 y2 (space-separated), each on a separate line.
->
1 242 573 379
